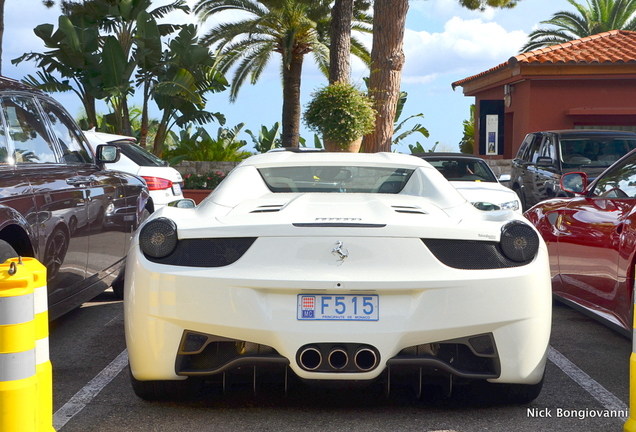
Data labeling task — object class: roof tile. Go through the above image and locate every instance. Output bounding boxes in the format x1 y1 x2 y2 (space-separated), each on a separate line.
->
452 30 636 89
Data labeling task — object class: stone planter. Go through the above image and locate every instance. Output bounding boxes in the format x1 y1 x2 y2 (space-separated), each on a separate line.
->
182 189 211 205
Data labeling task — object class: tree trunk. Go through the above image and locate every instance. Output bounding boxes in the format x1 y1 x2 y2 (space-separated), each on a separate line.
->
362 0 409 153
82 91 98 130
281 53 303 148
121 97 132 137
153 110 172 157
329 0 353 84
140 82 150 149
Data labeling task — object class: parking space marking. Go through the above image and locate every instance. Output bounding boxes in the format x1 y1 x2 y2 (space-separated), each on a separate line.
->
548 346 628 420
53 349 128 430
52 345 628 429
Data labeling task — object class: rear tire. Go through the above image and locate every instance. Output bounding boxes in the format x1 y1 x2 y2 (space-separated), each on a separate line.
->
512 185 527 212
0 240 18 263
129 368 204 401
111 268 125 300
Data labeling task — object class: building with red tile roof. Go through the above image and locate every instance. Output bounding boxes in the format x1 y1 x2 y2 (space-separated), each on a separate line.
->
452 30 636 158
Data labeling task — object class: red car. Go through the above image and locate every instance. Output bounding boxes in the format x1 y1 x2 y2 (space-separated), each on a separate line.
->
525 149 636 338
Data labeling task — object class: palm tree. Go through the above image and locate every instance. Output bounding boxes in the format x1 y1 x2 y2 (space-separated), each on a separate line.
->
365 0 518 153
164 123 252 164
16 0 189 137
193 0 371 148
60 0 189 138
13 13 105 128
363 0 409 153
521 0 636 52
150 24 228 156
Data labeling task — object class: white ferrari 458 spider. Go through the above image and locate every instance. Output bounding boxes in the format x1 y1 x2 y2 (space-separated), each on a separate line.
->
124 151 551 402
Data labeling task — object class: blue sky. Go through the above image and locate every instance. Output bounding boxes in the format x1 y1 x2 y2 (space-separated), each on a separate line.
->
4 0 569 154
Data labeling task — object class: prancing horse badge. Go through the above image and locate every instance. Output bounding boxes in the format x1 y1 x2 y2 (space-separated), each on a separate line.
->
332 240 349 264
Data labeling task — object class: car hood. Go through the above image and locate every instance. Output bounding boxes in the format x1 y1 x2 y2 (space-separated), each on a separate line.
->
450 181 518 204
152 192 524 242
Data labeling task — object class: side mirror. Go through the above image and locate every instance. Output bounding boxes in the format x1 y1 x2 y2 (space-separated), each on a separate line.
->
560 172 587 195
498 174 511 182
96 144 120 164
167 199 196 208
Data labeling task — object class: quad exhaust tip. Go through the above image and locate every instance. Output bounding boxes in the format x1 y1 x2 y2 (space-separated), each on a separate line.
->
354 348 378 372
328 348 348 370
298 347 322 371
297 344 379 372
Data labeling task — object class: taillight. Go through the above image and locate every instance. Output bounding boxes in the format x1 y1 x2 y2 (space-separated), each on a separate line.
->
142 176 173 191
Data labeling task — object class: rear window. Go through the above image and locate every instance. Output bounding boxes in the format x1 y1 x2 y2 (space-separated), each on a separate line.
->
117 142 167 167
425 159 497 182
561 137 636 168
258 166 415 193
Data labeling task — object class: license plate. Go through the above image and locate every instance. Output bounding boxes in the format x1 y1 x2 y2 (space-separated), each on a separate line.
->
297 294 379 321
172 182 182 195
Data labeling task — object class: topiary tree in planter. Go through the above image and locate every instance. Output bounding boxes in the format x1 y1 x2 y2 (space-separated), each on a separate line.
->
303 82 376 152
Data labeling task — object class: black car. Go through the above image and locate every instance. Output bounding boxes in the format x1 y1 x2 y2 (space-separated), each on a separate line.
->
510 129 636 210
0 76 149 318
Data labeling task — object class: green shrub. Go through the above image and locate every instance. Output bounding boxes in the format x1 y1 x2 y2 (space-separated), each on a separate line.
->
303 82 376 148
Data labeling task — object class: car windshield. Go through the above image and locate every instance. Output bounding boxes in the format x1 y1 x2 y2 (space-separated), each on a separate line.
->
258 166 415 193
561 137 636 169
115 141 167 167
425 158 497 182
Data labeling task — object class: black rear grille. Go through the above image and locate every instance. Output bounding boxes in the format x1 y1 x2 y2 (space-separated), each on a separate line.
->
145 238 257 267
176 332 287 376
387 333 500 379
422 239 527 269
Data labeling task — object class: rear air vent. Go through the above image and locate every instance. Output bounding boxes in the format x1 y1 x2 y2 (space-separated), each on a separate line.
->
392 205 427 215
250 204 284 213
146 238 257 267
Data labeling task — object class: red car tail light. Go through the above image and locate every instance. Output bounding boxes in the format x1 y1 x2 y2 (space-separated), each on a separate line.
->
142 176 173 191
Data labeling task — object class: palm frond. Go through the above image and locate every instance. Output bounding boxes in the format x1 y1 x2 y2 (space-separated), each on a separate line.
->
21 72 74 93
194 0 267 21
522 0 636 51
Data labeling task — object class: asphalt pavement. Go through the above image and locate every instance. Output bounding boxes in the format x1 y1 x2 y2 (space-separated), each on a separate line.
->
48 292 632 432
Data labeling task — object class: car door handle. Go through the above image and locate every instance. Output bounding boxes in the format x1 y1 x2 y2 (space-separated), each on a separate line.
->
66 175 97 186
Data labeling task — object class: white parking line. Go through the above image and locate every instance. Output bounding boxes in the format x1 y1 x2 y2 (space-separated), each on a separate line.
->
53 346 628 429
548 346 628 420
53 349 129 430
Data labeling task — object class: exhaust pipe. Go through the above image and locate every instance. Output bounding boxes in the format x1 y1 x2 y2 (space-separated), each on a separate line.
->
299 347 322 371
354 347 378 371
328 348 348 370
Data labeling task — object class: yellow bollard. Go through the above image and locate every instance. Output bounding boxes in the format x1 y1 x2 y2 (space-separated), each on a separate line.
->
0 257 54 432
625 289 636 432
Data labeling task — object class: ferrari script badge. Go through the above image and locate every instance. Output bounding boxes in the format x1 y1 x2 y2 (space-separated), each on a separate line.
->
332 240 349 263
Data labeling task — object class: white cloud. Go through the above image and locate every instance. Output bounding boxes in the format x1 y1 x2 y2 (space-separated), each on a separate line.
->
402 17 527 82
409 0 497 25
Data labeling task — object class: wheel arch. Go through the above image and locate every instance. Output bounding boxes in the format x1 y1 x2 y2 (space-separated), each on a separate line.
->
0 206 36 258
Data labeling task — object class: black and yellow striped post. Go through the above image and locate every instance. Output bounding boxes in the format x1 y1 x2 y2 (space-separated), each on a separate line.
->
0 257 54 431
626 289 636 432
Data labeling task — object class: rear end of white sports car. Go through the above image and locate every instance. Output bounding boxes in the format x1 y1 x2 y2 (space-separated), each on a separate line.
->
124 152 551 402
